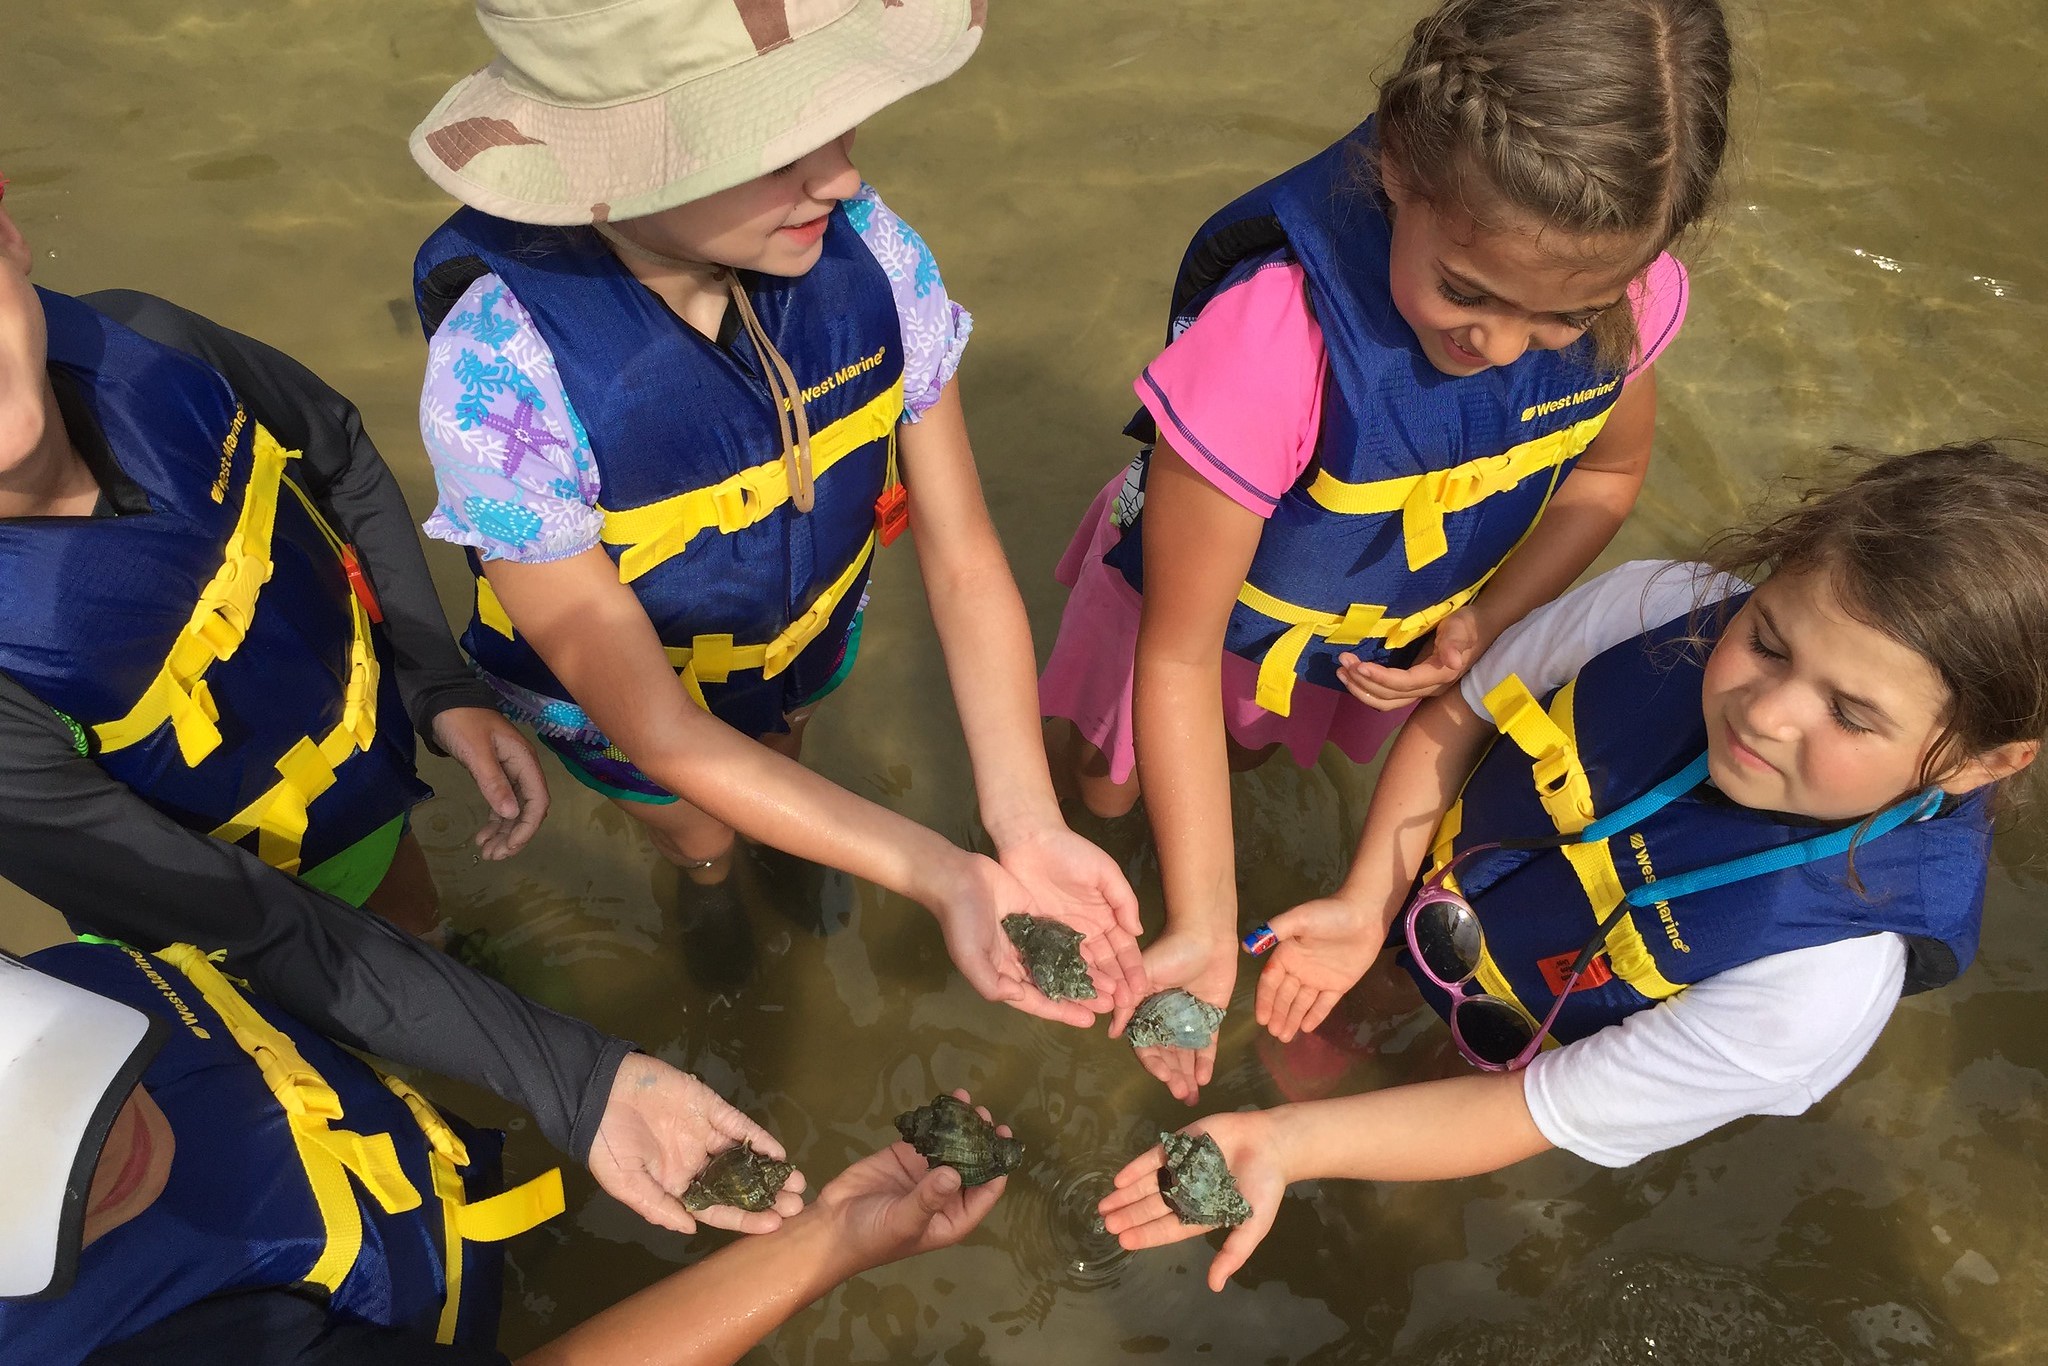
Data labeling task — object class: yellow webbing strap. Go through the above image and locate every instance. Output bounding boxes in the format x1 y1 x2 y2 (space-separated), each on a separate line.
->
157 944 423 1294
663 530 876 708
598 381 904 584
475 575 516 640
381 1076 565 1345
205 566 380 876
93 417 292 764
1480 676 1680 999
1236 579 1477 718
1303 407 1612 571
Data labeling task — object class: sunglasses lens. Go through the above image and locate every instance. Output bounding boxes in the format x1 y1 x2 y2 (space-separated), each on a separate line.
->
1410 899 1483 985
1457 997 1537 1067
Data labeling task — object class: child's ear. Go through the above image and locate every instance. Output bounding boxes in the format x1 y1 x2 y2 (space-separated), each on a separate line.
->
1941 739 2040 795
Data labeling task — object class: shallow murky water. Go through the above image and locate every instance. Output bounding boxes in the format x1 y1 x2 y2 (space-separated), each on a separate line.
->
4 0 2047 1361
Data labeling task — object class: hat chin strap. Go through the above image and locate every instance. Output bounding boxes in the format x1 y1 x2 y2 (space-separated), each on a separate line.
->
595 223 816 513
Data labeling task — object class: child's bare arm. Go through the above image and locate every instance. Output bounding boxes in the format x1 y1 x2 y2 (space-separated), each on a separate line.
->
1128 438 1266 1099
482 550 1088 1026
1101 1074 1549 1292
897 379 1146 1011
1254 687 1496 1040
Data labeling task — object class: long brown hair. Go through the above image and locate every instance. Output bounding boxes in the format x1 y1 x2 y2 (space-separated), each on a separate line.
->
1372 0 1734 370
1702 443 2048 814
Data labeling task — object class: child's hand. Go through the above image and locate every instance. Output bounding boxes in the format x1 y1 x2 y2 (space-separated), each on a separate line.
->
1251 896 1388 1041
1336 607 1485 711
588 1052 805 1235
814 1089 1010 1273
1125 933 1238 1105
1098 1111 1286 1292
996 824 1148 1020
930 853 1103 1028
430 705 551 859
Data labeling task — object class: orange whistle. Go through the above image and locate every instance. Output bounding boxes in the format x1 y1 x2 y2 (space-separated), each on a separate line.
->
875 485 910 546
340 546 384 624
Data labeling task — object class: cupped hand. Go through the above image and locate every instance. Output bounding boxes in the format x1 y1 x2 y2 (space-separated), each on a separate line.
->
1128 933 1239 1105
1335 607 1484 711
930 852 1102 1028
1252 896 1387 1042
588 1052 805 1235
430 706 550 859
815 1089 1009 1272
1098 1110 1287 1292
997 823 1148 1021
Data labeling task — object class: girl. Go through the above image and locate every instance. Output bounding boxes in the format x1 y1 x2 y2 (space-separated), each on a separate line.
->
1040 0 1732 1098
1102 445 2047 1290
407 0 1142 1023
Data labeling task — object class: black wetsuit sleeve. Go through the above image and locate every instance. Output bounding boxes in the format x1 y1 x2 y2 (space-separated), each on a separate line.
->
0 673 628 1161
78 289 497 746
83 1289 511 1366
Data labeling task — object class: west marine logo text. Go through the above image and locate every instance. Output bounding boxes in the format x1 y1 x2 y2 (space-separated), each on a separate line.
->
1628 832 1691 953
119 945 213 1039
1521 377 1620 424
794 347 889 409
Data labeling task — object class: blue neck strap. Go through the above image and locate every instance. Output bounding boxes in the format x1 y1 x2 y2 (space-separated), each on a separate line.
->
1576 752 1944 908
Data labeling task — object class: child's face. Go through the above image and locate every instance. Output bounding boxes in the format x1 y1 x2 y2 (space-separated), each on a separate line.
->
1701 568 1981 821
78 1085 175 1250
613 130 863 278
1382 176 1638 377
0 206 52 476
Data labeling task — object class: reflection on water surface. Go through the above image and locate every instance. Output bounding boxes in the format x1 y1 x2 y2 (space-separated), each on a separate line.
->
3 0 2046 1360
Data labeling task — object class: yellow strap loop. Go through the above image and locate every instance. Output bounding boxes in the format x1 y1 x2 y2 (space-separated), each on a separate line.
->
1477 678 1681 1000
206 587 380 876
475 575 516 640
1304 407 1614 572
156 944 430 1292
93 418 296 760
381 1075 563 1344
600 381 903 584
1234 578 1482 718
663 531 876 709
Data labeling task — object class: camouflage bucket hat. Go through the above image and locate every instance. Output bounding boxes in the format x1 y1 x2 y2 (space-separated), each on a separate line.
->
411 0 985 226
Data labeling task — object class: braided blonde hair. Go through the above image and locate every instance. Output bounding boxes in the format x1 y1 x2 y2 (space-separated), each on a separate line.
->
1374 0 1733 369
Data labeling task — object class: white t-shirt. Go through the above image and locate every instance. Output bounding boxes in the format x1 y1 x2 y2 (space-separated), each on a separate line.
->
1456 560 1908 1168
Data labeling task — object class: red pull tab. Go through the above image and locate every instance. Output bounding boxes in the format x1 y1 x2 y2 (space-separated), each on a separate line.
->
339 546 384 624
875 484 910 547
1537 947 1613 997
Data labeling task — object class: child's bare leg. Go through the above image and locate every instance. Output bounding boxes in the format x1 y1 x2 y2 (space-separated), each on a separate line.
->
1050 719 1141 819
362 830 442 938
614 794 736 886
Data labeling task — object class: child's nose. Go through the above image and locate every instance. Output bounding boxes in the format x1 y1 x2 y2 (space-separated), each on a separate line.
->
1472 323 1531 368
802 139 863 202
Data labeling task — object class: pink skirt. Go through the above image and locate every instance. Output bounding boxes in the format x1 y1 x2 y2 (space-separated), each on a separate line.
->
1038 474 1411 784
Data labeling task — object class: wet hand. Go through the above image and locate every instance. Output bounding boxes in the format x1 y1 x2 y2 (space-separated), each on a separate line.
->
1251 897 1386 1042
431 706 550 859
996 824 1148 1022
1335 607 1484 711
931 853 1100 1028
1098 1111 1286 1293
1128 934 1238 1105
816 1089 1009 1271
589 1053 805 1236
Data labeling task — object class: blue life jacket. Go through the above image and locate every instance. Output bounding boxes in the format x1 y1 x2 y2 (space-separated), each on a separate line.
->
0 290 429 874
1105 119 1629 717
412 208 905 739
0 939 563 1364
1409 595 1991 1046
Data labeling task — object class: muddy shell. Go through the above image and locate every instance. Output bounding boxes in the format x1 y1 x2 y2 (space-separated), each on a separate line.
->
682 1142 795 1213
894 1094 1025 1187
1125 989 1225 1050
1160 1131 1252 1228
1001 913 1096 1001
